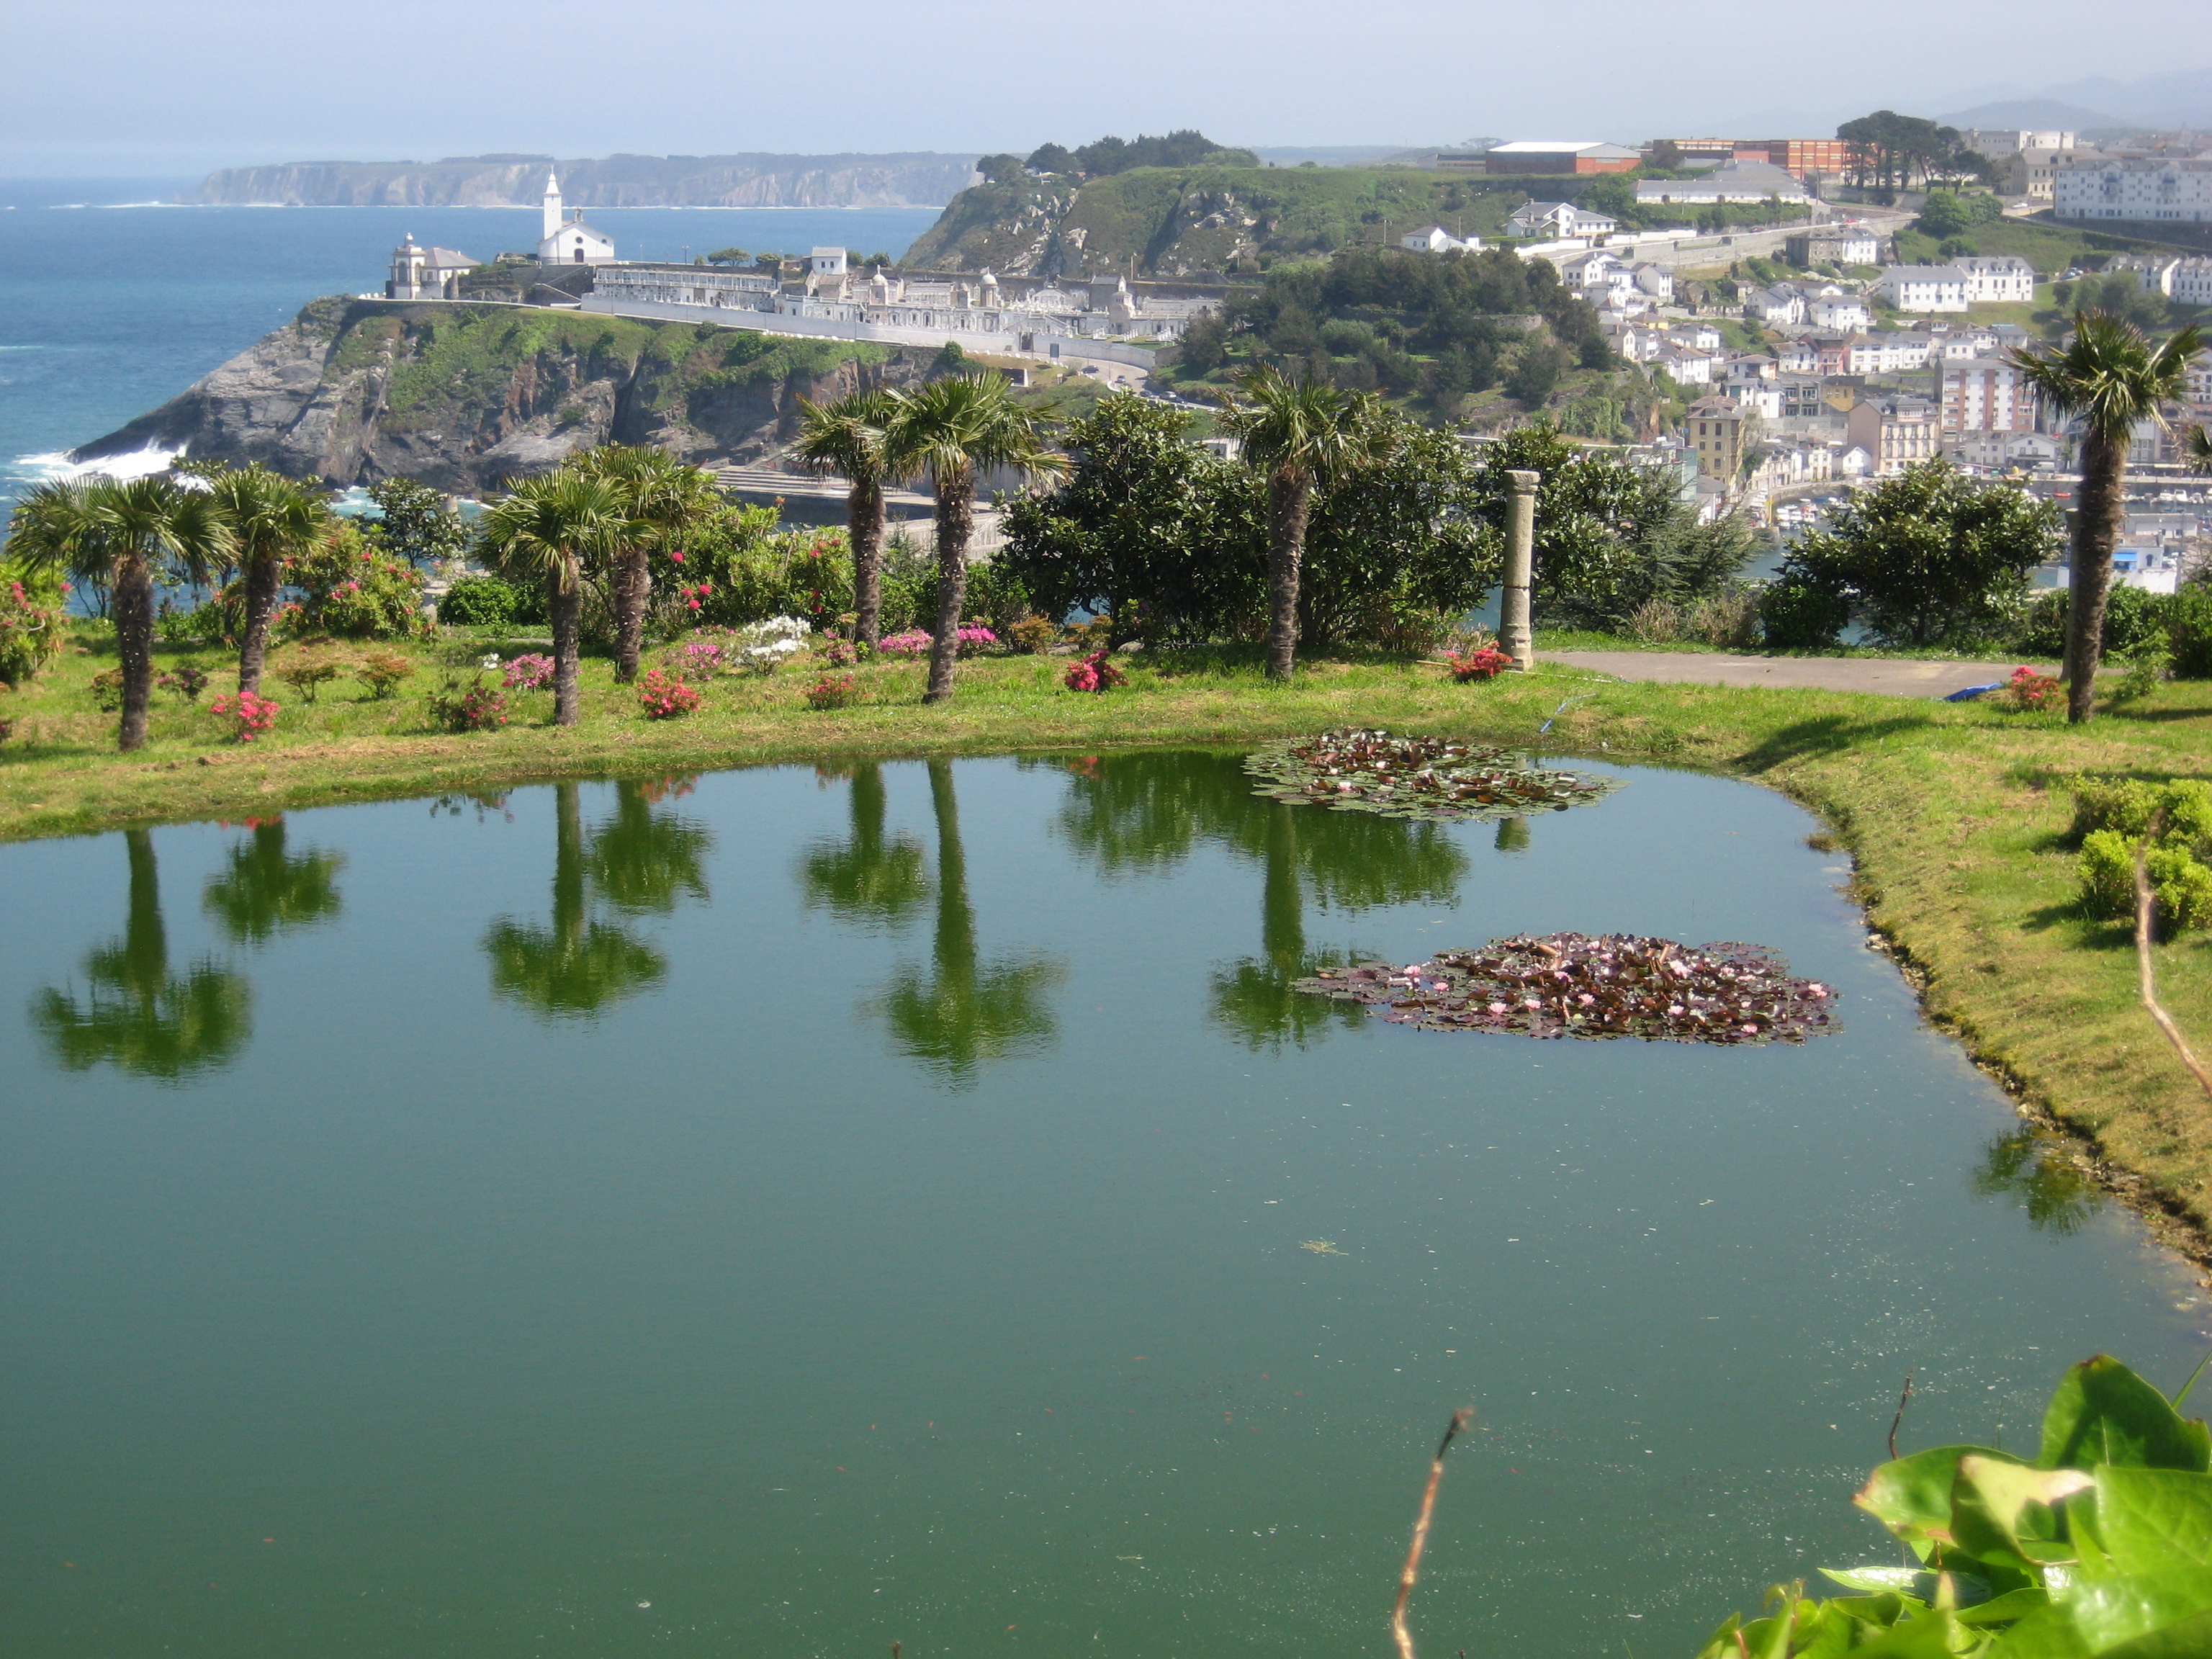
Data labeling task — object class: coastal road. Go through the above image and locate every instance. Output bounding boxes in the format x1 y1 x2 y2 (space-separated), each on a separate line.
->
1541 649 2054 698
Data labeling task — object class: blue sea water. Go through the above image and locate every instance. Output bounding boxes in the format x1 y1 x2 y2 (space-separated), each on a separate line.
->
0 179 941 512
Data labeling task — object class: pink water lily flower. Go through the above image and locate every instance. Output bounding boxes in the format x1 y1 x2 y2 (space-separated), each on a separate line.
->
1488 1002 1509 1015
1667 1004 1685 1016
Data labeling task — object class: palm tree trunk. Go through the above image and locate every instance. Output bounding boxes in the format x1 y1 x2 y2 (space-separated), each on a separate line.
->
237 555 281 695
2066 429 2126 724
851 474 886 648
613 547 649 684
923 469 974 705
927 759 976 984
550 565 582 727
114 556 157 752
1264 467 1313 682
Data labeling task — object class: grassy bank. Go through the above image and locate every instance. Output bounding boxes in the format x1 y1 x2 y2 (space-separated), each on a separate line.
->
9 627 2212 1265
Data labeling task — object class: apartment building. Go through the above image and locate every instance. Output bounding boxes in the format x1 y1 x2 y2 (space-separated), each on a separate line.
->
2054 156 2212 225
1937 357 2036 433
1845 397 1940 473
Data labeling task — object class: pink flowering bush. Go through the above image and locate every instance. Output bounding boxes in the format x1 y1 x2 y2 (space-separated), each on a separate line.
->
208 689 281 743
426 673 510 733
1445 644 1513 683
804 673 860 710
879 624 998 660
500 653 556 691
639 668 702 719
1998 665 2062 711
0 567 66 685
878 629 932 658
1064 650 1128 693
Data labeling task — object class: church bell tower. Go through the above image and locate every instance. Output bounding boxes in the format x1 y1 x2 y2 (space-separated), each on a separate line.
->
541 168 564 244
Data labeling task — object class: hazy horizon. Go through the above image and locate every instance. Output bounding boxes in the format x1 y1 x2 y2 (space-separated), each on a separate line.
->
4 0 2206 176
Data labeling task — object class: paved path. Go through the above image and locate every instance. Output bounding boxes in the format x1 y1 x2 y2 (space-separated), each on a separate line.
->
1541 649 2051 698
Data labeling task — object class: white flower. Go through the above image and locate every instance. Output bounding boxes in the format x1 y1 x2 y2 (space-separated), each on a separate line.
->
480 654 500 670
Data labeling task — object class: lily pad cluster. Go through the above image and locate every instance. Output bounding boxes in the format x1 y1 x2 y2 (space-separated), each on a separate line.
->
1244 729 1619 822
1296 932 1840 1044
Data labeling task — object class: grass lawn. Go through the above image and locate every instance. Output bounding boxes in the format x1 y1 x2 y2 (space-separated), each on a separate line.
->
10 624 2212 1269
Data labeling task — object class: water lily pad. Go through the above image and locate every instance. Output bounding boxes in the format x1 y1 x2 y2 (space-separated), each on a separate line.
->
1244 729 1619 822
1296 933 1840 1046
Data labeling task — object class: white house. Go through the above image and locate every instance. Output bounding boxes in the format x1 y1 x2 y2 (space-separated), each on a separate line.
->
1726 351 1779 386
2111 255 2212 306
536 170 615 264
1506 200 1616 239
1807 292 1873 331
1844 333 1934 374
1630 263 1673 301
1785 226 1881 266
1776 338 1822 374
387 234 477 300
2054 157 2212 225
1744 285 1804 325
1879 265 1969 313
1955 256 2036 303
1398 225 1483 253
1655 341 1715 385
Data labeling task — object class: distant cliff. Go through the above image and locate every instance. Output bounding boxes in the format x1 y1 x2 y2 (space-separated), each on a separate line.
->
191 153 981 209
71 298 935 493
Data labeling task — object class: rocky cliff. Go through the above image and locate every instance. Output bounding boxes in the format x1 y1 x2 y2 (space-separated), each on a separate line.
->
72 299 934 493
192 153 980 209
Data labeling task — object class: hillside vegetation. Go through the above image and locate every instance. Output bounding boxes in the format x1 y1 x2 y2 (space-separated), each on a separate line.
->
902 163 1550 278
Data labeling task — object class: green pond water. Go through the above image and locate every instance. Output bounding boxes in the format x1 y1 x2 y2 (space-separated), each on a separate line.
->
2 750 2206 1659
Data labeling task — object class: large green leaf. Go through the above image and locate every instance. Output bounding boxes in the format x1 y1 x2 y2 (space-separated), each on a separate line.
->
1831 1607 1974 1657
2090 1467 2212 1573
1951 1457 2092 1586
2060 1568 2212 1653
1860 1446 2019 1554
2038 1358 2212 1474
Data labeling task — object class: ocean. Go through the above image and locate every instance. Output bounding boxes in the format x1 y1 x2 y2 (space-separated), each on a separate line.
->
0 179 943 513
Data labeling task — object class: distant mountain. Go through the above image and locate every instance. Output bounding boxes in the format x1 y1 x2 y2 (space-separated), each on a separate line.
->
1938 67 2212 132
190 153 980 209
1938 96 2123 131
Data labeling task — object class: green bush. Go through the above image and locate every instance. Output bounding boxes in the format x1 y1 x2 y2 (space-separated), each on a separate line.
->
0 558 67 685
2166 583 2212 678
2078 829 2142 916
2073 776 2212 932
2013 583 2167 660
1757 580 1848 649
286 522 428 640
2072 775 2212 843
438 575 531 628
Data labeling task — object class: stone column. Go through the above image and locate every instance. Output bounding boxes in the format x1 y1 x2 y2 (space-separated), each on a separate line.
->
1500 469 1539 670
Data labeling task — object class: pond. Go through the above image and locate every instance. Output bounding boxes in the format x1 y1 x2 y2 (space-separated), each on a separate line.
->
2 750 2206 1659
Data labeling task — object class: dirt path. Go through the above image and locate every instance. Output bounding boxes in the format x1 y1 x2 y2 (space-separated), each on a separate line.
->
1542 649 2050 698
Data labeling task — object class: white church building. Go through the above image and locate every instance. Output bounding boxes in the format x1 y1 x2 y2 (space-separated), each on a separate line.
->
538 170 615 264
387 233 478 300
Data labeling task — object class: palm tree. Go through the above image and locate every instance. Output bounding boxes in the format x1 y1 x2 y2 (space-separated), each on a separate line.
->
881 374 1065 703
202 817 345 945
483 783 666 1018
475 472 635 724
201 464 333 694
1219 365 1382 680
32 830 253 1082
2185 423 2212 475
868 760 1064 1086
570 446 720 683
799 763 930 928
8 476 231 749
2010 313 2206 722
792 390 902 648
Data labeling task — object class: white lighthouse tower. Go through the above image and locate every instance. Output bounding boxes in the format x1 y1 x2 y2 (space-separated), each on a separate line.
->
541 168 564 244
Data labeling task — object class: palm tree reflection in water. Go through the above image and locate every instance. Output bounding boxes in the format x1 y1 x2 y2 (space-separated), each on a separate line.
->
32 829 253 1081
483 779 711 1019
854 761 1064 1087
202 817 345 945
1052 751 1470 1050
799 763 930 931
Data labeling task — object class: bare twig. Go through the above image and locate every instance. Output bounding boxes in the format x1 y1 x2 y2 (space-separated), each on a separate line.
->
2134 834 2212 1102
1889 1371 1915 1461
1392 1408 1475 1659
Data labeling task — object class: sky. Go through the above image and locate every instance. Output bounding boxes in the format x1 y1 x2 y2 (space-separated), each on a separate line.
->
3 0 2205 176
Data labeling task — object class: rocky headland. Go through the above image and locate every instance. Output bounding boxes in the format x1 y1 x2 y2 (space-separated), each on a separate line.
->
71 299 935 493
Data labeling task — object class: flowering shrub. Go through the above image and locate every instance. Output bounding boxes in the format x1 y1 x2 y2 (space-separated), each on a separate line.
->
1997 665 2062 711
730 616 810 673
356 651 416 698
1009 615 1059 655
822 637 861 667
1064 650 1128 693
1444 645 1513 683
676 580 715 618
89 667 126 711
287 523 429 640
500 653 555 691
209 689 280 743
956 624 997 658
426 673 510 733
877 623 998 660
638 668 702 719
804 673 860 710
158 662 211 701
879 629 932 658
0 566 66 686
